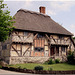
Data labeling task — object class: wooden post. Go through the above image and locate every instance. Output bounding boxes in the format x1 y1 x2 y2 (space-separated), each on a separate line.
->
21 44 22 56
59 47 61 56
49 46 50 57
55 47 56 56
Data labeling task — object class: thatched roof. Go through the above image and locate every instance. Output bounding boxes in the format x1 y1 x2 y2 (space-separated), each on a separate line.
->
13 9 73 36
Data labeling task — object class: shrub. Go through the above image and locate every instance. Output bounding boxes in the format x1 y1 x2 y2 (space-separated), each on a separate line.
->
34 66 43 71
68 50 72 55
23 67 27 70
44 61 48 64
0 58 3 61
17 66 21 69
0 65 2 68
52 60 56 64
44 58 56 65
48 59 53 64
67 51 75 65
48 67 53 71
55 59 60 63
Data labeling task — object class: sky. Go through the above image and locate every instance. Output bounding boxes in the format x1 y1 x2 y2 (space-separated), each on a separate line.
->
3 0 75 36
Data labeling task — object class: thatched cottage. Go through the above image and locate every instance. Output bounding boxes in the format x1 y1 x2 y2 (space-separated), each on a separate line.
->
0 7 75 64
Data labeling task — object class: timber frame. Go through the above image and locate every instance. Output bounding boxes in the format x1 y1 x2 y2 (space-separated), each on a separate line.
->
0 29 74 64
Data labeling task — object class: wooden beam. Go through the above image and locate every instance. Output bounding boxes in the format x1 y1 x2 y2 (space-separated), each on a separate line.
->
24 33 32 42
45 34 51 57
15 31 22 40
33 33 38 40
23 46 31 56
51 36 57 43
12 46 20 56
45 34 50 41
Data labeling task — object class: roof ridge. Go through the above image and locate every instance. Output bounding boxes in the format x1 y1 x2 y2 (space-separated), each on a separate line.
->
17 9 50 17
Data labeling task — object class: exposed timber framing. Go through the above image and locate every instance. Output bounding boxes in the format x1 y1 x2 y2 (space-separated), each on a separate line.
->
45 34 51 56
23 46 31 56
12 45 20 56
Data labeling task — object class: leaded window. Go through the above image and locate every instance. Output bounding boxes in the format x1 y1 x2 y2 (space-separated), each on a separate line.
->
24 32 28 36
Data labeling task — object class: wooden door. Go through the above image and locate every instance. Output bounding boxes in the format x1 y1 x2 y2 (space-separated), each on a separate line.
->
51 46 55 56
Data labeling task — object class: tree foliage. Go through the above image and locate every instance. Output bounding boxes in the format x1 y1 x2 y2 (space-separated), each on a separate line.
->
0 0 15 42
73 37 75 39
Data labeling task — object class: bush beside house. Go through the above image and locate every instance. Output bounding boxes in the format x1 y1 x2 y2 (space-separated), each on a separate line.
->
67 51 75 65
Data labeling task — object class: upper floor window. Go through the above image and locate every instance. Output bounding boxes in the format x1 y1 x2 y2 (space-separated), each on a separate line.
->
59 36 64 40
37 34 43 38
24 32 28 36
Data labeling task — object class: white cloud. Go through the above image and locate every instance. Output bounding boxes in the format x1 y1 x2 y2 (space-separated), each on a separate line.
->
46 1 75 16
70 24 75 29
69 24 75 36
24 0 32 7
21 1 32 10
48 1 75 15
47 10 56 15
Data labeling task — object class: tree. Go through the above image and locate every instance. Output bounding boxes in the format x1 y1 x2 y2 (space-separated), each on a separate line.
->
73 37 75 39
0 0 15 42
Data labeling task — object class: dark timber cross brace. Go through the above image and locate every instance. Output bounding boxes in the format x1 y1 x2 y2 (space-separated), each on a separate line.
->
12 46 20 56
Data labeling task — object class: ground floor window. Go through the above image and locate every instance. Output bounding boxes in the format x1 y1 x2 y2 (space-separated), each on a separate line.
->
61 46 65 52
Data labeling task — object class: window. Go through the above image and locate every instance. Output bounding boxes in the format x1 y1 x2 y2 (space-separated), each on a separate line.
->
2 45 7 50
34 34 44 52
37 34 43 38
35 47 44 51
61 46 65 52
59 36 64 40
24 32 28 36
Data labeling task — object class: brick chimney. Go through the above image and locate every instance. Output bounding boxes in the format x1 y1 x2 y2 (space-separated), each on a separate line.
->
39 6 45 14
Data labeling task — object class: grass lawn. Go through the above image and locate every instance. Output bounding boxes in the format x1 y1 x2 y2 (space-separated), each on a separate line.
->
8 63 75 71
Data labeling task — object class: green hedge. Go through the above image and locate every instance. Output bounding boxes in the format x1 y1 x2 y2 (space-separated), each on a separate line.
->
34 66 43 71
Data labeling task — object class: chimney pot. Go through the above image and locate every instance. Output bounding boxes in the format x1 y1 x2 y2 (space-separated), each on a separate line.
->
39 6 45 14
